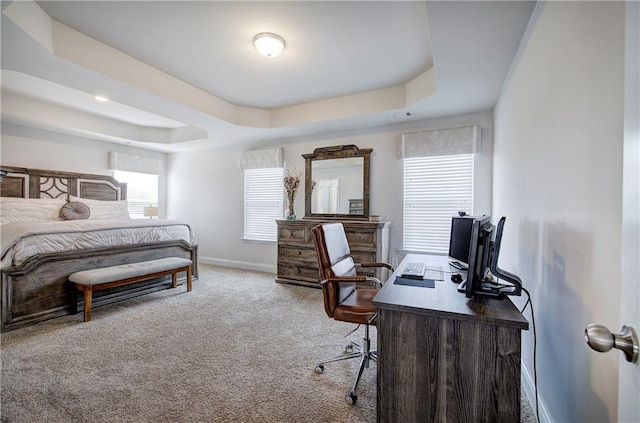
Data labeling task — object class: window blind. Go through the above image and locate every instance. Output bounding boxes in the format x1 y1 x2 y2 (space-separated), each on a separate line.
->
403 155 474 254
244 168 284 242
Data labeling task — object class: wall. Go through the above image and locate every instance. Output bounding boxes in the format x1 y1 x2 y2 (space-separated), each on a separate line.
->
493 2 624 422
167 111 493 271
0 123 168 214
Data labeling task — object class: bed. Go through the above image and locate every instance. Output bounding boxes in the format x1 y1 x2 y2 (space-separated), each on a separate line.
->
0 166 198 332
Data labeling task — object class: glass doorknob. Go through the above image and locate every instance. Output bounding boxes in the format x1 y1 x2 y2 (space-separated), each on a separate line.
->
585 324 638 363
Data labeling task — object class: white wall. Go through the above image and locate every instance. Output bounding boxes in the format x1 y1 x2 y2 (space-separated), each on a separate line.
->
493 2 624 422
0 123 168 214
167 111 493 271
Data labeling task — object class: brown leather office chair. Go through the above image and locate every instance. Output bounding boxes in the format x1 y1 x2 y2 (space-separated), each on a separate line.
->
311 222 393 405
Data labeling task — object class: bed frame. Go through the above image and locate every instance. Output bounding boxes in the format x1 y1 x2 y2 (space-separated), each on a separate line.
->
0 166 198 332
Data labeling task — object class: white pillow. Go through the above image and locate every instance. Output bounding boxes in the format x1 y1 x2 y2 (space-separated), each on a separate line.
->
0 197 67 224
70 196 131 220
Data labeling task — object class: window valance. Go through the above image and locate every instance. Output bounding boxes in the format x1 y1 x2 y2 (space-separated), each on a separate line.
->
401 126 481 158
108 152 162 175
240 147 284 170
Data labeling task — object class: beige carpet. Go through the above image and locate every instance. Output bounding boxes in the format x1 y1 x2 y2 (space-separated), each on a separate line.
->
1 264 536 423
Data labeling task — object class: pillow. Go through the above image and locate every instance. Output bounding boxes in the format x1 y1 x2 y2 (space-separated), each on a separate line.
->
0 197 67 224
69 196 130 220
59 201 91 220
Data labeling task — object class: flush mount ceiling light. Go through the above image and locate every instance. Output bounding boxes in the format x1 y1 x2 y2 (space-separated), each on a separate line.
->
253 32 285 58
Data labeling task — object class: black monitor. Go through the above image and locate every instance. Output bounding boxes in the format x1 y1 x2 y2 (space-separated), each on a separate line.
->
489 217 522 296
448 215 474 269
460 215 494 298
457 215 523 298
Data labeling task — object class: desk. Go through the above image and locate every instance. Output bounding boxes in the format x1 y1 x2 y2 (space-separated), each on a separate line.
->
373 254 529 423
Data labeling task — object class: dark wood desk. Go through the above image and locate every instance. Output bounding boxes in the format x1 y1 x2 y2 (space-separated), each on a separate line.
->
373 254 529 423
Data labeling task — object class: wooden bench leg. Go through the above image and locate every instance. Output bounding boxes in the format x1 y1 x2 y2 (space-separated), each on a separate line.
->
83 287 93 322
172 271 178 289
187 265 193 292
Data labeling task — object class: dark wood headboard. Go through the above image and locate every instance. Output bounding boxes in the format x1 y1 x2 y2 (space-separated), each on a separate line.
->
0 166 127 201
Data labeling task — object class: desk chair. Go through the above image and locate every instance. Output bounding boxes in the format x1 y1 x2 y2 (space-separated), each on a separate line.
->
311 222 393 405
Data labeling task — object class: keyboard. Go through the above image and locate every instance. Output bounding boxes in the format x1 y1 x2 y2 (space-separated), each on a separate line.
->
401 262 426 279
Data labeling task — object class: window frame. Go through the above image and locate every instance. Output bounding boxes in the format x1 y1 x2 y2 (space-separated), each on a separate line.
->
112 170 159 219
243 167 284 243
402 153 475 255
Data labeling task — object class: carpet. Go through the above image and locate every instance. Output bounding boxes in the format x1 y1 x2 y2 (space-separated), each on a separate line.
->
1 264 536 422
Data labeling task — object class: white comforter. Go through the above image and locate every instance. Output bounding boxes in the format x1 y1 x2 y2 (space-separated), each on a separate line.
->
0 220 195 269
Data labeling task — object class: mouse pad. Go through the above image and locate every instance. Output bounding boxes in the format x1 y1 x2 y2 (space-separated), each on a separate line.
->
393 277 436 288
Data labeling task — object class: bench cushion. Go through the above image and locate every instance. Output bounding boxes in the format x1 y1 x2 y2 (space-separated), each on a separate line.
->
69 257 192 286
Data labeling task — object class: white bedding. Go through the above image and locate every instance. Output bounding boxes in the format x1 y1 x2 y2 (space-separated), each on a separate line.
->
0 220 195 269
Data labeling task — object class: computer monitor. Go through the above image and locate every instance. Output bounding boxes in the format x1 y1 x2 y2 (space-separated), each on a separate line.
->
457 215 523 298
489 217 522 296
448 215 474 268
459 215 494 298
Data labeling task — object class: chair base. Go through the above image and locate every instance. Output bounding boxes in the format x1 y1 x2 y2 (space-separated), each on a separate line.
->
314 325 376 405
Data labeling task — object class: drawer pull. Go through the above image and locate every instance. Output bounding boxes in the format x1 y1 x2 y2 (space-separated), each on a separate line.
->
296 251 302 255
290 231 295 237
357 236 362 240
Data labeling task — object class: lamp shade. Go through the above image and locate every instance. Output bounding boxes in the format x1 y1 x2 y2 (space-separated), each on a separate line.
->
143 206 158 218
253 32 285 58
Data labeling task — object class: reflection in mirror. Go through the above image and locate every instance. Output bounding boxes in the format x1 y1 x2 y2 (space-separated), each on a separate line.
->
311 157 364 214
303 145 372 220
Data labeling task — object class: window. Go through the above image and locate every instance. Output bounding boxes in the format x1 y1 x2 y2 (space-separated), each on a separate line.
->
403 154 474 254
244 167 284 242
113 170 158 219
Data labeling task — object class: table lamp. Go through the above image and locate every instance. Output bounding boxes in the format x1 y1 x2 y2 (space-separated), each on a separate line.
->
143 206 158 219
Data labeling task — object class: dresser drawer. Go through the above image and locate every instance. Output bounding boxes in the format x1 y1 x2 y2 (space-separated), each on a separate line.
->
278 245 317 263
278 227 308 244
352 251 376 264
346 230 376 248
278 263 320 282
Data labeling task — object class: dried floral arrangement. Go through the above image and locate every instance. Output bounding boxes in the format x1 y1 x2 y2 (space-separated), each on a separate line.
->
284 169 303 218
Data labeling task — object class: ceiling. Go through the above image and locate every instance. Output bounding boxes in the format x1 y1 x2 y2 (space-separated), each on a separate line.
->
1 1 536 153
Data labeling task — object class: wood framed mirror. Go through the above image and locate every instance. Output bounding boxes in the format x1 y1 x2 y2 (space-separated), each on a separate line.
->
303 145 372 220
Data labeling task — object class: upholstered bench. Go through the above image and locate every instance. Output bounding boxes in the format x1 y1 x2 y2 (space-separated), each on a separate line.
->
68 257 193 322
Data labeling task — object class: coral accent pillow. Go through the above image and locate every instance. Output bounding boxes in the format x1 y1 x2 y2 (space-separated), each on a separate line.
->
59 201 91 220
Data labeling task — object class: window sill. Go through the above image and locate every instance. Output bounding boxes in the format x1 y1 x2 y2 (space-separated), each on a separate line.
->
241 238 276 245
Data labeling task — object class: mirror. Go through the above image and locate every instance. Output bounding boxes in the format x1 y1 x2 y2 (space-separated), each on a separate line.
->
303 145 372 220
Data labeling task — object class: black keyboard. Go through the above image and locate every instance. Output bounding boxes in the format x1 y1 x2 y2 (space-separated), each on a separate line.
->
401 262 426 279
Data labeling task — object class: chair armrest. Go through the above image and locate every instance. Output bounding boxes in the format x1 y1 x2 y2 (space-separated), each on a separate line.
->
357 262 395 272
365 276 383 289
320 275 368 285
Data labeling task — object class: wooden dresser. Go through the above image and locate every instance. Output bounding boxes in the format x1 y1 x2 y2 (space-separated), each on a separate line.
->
276 219 390 288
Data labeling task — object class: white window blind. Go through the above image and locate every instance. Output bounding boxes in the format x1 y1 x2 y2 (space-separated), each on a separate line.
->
244 168 284 242
403 155 474 253
113 170 158 219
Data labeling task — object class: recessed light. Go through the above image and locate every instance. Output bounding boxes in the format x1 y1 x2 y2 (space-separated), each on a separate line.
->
94 95 109 102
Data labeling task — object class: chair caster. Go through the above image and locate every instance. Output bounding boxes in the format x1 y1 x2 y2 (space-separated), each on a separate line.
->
344 344 354 354
314 364 324 374
345 391 357 405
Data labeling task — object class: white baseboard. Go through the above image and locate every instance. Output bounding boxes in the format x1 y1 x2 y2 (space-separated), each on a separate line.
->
522 361 552 423
198 256 276 274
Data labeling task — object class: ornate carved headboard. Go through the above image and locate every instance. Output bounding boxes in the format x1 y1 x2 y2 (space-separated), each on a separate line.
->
0 166 127 201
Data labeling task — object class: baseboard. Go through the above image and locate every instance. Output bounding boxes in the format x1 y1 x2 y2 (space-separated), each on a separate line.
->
522 361 552 423
198 256 276 274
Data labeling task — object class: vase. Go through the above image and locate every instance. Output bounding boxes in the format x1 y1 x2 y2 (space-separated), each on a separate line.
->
286 201 296 220
286 193 296 220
